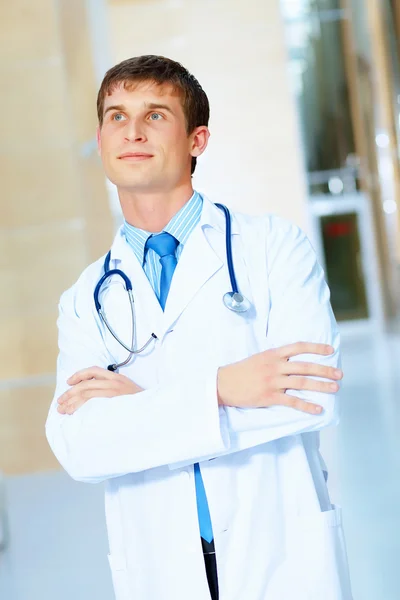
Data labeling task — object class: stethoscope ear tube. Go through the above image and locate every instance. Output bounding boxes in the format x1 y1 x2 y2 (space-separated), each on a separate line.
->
94 268 133 311
214 203 239 295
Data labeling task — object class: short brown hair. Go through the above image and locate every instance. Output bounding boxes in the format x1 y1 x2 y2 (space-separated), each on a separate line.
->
97 55 210 174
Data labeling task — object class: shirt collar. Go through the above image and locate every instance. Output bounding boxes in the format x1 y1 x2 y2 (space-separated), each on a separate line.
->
112 194 240 265
123 190 202 265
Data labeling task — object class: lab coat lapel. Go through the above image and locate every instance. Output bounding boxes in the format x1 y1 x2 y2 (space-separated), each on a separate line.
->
162 222 223 331
162 197 237 333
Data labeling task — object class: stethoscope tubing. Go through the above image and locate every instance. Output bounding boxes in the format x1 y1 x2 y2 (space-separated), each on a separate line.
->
94 267 132 312
94 204 248 370
214 203 239 295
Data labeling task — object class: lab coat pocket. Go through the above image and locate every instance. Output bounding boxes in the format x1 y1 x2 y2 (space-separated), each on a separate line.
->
107 553 131 600
294 505 353 600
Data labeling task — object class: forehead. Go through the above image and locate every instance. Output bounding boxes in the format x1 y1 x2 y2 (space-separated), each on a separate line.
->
103 80 183 110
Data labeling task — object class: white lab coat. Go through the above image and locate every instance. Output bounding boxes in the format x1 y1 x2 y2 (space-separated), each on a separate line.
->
46 197 353 600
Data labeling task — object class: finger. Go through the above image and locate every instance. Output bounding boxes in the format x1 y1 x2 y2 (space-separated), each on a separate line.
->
276 342 334 360
277 376 339 394
58 379 123 404
58 380 98 404
64 387 118 408
57 398 86 415
273 393 323 415
67 367 116 385
281 362 343 381
59 390 104 412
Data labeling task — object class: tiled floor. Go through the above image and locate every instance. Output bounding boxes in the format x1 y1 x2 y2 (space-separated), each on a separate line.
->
0 330 399 599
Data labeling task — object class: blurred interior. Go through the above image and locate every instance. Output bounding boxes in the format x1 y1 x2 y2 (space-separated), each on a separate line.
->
1 0 400 598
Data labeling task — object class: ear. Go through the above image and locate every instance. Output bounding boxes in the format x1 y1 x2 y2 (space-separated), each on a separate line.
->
96 126 102 155
190 126 210 159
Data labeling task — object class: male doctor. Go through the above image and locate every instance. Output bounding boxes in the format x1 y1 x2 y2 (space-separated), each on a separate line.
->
46 55 352 600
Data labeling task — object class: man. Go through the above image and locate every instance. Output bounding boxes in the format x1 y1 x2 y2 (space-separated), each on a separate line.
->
46 55 352 599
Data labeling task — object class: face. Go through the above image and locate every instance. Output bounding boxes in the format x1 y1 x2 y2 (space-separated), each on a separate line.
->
97 81 209 194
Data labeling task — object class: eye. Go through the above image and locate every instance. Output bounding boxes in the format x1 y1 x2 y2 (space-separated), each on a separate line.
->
149 112 163 121
113 113 126 122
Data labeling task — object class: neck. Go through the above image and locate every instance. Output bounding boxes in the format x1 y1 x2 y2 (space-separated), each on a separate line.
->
119 183 195 232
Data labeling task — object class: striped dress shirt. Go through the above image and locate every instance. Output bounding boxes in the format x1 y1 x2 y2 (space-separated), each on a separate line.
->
123 191 203 301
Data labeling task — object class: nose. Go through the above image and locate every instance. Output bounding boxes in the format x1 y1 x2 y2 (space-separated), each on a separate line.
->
124 118 147 143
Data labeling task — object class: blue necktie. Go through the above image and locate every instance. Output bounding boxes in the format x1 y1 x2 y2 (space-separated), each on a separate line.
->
144 232 214 542
145 232 179 310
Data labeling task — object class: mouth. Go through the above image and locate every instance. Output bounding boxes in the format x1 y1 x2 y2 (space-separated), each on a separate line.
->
118 152 153 162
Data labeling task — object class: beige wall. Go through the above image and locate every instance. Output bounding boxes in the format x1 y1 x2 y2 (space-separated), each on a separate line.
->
0 0 114 474
0 0 309 475
107 0 309 229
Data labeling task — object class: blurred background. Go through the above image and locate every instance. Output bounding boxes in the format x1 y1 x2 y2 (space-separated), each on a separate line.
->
1 0 400 598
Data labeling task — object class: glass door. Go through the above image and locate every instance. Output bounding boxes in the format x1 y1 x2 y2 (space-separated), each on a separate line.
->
280 0 400 327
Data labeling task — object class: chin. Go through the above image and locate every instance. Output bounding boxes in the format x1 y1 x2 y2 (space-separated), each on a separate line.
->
115 177 163 192
106 168 150 188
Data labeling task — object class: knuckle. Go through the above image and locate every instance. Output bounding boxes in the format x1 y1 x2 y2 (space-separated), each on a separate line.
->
297 377 306 390
262 391 277 406
292 398 303 410
263 363 274 377
287 343 298 355
271 391 283 404
284 395 297 409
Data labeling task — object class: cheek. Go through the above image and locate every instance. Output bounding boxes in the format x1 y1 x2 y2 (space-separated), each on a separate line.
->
163 131 191 163
99 134 110 159
100 126 122 151
99 134 121 169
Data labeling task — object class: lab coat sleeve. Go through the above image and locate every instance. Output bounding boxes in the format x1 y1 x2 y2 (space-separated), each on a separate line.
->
45 284 230 484
220 215 341 451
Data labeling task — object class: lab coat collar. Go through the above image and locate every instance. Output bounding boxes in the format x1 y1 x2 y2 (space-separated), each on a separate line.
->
107 195 238 336
109 194 239 262
199 194 240 235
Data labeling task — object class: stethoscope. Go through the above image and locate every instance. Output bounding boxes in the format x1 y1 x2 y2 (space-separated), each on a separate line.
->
94 203 251 371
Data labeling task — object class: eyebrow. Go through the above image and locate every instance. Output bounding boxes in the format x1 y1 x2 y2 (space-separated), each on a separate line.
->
103 104 125 117
146 103 174 115
103 102 175 117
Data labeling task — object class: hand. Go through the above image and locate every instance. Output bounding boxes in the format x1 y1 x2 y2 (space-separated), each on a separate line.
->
217 342 342 414
57 367 143 415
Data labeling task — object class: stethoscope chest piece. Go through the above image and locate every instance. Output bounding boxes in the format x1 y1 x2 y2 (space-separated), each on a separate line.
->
223 291 251 313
